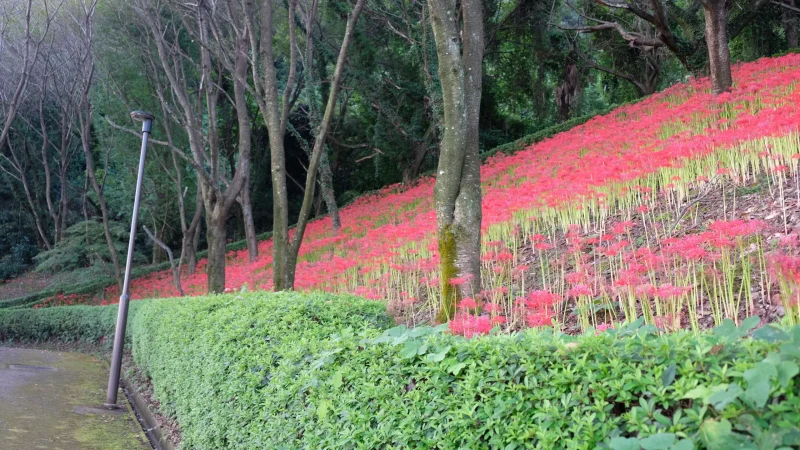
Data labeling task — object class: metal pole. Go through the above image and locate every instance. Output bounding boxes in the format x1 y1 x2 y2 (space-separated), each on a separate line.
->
105 111 154 408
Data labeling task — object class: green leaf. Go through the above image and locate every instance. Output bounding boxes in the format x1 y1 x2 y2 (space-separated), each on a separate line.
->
662 363 677 388
399 340 422 359
740 316 760 332
316 399 331 421
742 380 771 409
425 345 451 363
708 383 742 411
744 361 777 386
670 439 695 450
684 386 711 401
714 319 738 340
777 361 799 389
699 418 755 450
447 362 468 376
610 436 641 450
329 369 343 390
640 433 676 450
752 326 791 343
386 325 407 337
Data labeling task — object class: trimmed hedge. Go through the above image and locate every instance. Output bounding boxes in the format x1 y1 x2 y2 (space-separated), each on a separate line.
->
2 293 799 449
0 230 274 310
0 302 130 342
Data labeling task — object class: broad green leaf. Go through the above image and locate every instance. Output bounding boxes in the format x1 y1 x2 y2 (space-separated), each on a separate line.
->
742 380 771 408
752 326 790 343
670 439 695 450
708 383 742 411
684 386 711 401
699 419 755 450
426 346 451 363
399 340 422 359
739 316 760 332
743 361 777 386
386 325 407 337
640 432 676 450
777 361 799 388
610 437 641 450
713 319 738 340
448 362 468 376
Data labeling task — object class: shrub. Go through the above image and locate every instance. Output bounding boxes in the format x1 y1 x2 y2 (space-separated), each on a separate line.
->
128 291 392 449
0 302 129 342
132 299 800 449
4 293 799 449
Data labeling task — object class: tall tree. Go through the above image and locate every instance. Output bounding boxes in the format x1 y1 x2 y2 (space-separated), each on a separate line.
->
132 0 252 293
427 0 484 322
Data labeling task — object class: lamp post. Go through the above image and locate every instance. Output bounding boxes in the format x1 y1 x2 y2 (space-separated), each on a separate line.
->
105 111 155 408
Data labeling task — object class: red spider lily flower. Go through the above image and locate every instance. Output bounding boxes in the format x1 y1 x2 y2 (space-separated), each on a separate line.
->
595 323 614 334
567 284 593 297
483 302 500 314
525 311 553 328
458 297 477 309
449 274 474 286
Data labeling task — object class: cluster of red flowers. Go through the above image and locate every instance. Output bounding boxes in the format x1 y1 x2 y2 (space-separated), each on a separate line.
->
38 54 800 333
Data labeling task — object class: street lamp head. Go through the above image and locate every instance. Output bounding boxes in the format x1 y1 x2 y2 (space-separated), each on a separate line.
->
130 110 155 122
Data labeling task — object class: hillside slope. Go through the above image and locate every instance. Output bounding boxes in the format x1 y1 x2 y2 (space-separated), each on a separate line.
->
38 54 800 334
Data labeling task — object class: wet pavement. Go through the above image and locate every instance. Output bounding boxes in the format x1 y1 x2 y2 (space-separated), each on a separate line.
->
0 347 150 449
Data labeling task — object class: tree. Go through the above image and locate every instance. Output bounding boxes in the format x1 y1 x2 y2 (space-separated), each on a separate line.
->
562 0 775 94
131 0 252 293
244 0 365 290
427 0 484 322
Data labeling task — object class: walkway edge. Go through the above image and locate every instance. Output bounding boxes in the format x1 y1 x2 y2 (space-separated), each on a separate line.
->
121 376 175 450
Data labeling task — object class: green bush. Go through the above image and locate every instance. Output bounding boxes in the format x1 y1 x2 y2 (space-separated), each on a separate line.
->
0 302 130 342
3 291 799 449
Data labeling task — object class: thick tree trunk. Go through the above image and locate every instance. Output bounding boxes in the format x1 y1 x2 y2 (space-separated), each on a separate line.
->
703 0 732 95
205 212 227 293
428 0 484 323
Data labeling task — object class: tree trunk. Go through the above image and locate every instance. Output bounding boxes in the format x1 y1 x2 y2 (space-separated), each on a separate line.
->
83 136 123 290
318 149 341 231
784 0 799 48
205 212 227 293
703 0 732 95
239 172 258 262
285 0 365 287
428 0 484 323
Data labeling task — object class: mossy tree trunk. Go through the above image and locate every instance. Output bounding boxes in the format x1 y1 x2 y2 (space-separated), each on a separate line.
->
428 0 484 322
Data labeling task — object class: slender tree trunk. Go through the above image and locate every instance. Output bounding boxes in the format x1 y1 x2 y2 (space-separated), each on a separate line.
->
144 225 184 296
183 184 203 274
428 0 484 322
318 149 340 231
5 137 52 250
703 0 732 95
285 0 365 287
239 172 258 262
82 132 123 289
784 0 799 48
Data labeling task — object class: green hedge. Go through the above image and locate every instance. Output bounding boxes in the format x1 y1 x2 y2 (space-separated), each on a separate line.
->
2 294 799 449
0 230 273 310
0 302 132 342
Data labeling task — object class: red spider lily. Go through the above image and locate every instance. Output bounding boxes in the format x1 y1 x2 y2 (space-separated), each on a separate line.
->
449 274 474 286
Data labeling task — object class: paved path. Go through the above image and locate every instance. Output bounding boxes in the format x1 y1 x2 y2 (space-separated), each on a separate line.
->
0 347 150 450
